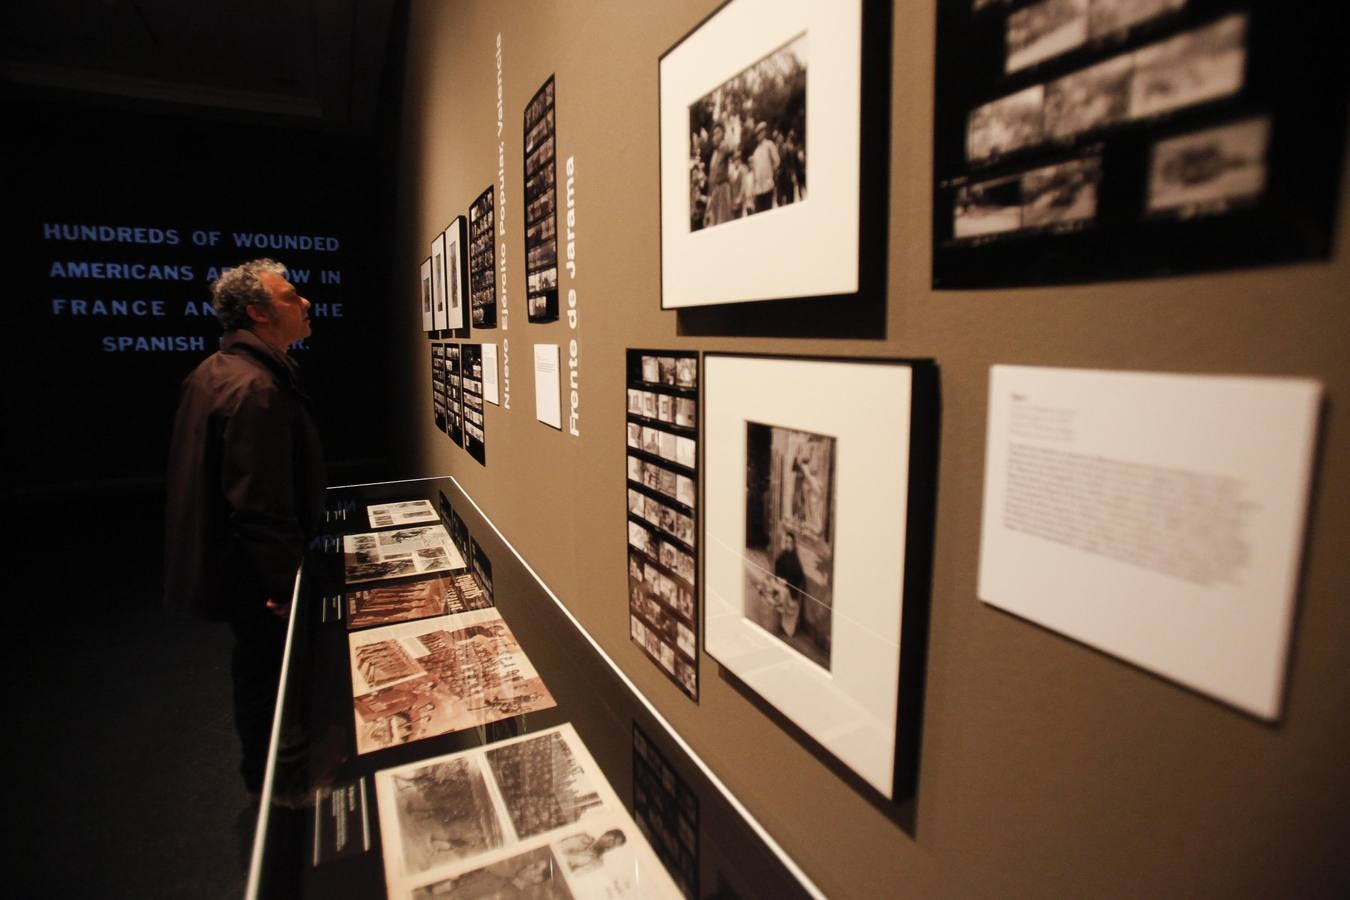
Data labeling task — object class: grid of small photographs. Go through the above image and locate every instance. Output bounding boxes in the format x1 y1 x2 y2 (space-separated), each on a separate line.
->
431 344 447 433
461 343 487 465
348 609 555 754
523 76 559 323
633 723 698 899
346 571 494 631
625 350 699 700
468 186 498 328
933 0 1344 286
373 723 683 899
445 343 464 445
343 525 468 585
368 500 440 529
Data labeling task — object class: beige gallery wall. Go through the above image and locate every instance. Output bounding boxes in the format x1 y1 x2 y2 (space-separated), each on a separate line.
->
387 1 1350 897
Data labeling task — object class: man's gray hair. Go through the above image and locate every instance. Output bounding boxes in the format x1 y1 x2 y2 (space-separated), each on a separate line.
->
211 259 288 330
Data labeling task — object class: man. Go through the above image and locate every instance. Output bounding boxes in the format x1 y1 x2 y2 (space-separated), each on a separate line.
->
164 258 325 794
749 120 780 214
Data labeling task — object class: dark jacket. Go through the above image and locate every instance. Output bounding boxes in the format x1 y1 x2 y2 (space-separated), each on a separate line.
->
164 329 326 621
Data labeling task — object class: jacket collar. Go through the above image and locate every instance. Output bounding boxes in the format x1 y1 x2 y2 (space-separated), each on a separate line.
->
221 329 300 385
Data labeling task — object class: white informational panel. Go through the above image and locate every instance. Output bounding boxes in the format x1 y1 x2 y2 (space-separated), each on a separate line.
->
978 365 1321 720
534 343 562 429
481 342 500 405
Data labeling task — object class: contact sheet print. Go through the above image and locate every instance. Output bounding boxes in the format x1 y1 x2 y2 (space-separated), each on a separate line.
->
430 344 447 433
468 186 497 328
625 350 700 700
445 343 464 445
523 76 559 323
461 343 487 465
933 0 1346 286
348 608 556 755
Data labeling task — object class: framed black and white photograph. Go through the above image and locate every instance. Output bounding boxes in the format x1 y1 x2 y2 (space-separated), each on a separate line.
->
419 256 434 334
430 231 448 332
523 76 560 323
660 0 883 308
442 216 468 332
703 353 936 804
468 186 497 328
933 0 1347 287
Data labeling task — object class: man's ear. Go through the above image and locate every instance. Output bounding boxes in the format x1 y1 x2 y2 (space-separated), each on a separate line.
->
245 303 272 325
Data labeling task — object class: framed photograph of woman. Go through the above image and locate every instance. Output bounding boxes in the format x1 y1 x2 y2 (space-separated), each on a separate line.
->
659 0 889 308
703 353 937 805
443 216 468 332
430 231 448 333
420 257 434 334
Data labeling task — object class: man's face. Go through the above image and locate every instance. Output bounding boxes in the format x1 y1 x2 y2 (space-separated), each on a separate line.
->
258 271 312 346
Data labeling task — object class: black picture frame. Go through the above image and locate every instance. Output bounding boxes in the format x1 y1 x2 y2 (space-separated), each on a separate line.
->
523 76 560 324
468 186 498 328
932 0 1347 288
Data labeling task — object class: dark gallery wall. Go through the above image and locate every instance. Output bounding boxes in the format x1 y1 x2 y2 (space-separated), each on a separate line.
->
388 1 1350 898
6 95 402 598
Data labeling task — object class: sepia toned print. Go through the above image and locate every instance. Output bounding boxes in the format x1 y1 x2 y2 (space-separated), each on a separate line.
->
367 499 440 529
743 422 836 669
967 85 1045 162
1147 117 1269 214
689 34 807 231
1089 0 1186 39
1129 14 1246 120
1022 157 1100 228
1006 0 1088 74
485 730 606 840
411 845 573 899
955 172 1023 238
348 577 450 630
1044 54 1133 140
386 756 505 875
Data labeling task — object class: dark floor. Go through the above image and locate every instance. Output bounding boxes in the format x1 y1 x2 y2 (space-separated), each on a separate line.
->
12 496 256 898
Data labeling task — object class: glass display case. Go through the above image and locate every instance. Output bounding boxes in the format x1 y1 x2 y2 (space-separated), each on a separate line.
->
247 476 816 899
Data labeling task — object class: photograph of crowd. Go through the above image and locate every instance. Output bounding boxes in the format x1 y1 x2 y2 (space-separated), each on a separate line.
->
381 755 503 876
688 34 806 232
742 422 836 670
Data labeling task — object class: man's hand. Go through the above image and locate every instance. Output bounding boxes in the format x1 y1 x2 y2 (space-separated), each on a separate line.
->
265 598 292 618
